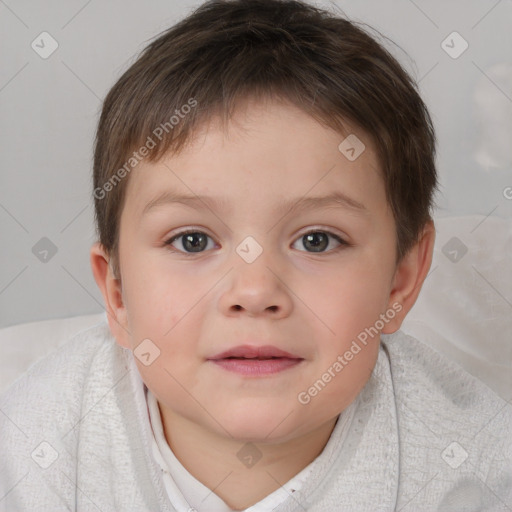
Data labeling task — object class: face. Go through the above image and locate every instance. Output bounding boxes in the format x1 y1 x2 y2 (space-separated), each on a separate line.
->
109 97 401 443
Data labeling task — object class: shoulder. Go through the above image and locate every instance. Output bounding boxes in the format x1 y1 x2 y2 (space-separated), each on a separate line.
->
381 330 512 506
0 319 130 507
380 329 508 416
1 319 120 403
0 318 126 441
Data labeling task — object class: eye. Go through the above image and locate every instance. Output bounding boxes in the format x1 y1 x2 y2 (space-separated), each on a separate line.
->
164 230 216 254
164 228 348 254
292 230 348 253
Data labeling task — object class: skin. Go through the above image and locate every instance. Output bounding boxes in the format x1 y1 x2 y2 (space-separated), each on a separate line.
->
91 96 435 510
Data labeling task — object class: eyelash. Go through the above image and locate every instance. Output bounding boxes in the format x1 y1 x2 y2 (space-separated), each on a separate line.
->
163 228 350 255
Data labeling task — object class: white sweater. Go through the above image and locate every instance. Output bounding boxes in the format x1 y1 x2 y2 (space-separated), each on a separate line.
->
0 318 510 511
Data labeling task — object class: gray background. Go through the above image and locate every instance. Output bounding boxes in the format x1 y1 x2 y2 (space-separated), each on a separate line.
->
1 0 511 328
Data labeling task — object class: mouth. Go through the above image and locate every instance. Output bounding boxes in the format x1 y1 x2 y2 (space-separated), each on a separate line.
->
208 344 304 376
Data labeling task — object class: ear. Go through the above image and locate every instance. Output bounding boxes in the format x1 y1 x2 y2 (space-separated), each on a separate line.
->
382 220 436 334
90 242 131 348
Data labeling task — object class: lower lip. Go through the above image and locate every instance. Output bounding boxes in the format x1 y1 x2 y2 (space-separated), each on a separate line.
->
210 358 303 376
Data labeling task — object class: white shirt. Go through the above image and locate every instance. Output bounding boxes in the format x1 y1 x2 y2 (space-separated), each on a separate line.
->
145 385 328 511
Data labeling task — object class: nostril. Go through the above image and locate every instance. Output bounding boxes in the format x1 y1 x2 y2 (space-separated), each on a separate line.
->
267 305 278 312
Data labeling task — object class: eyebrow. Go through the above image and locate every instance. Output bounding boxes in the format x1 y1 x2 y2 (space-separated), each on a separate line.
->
142 189 369 217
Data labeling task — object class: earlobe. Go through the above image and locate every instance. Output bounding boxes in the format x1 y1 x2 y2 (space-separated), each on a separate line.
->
89 242 131 348
382 220 436 334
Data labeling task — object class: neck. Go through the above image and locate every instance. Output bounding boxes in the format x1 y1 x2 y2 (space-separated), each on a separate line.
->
158 402 338 510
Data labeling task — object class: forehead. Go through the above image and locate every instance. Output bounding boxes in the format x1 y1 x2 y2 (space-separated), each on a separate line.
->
123 98 386 220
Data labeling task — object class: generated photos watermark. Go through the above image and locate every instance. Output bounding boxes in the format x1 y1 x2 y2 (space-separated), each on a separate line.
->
297 301 403 405
93 98 197 200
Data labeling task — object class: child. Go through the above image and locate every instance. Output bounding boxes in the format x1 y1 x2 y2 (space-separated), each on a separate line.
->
1 0 511 510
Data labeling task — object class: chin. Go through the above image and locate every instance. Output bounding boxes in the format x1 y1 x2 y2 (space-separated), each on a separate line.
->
212 406 302 444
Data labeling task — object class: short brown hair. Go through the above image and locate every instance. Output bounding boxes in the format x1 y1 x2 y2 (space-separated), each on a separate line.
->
92 0 438 279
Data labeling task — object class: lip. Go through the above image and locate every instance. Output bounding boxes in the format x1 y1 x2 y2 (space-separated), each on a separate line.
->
209 344 301 360
210 357 303 376
208 344 304 377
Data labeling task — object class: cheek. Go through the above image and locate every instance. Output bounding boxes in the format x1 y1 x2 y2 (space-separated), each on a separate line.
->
305 259 390 340
319 339 380 411
123 258 196 329
133 346 203 408
305 267 384 404
121 258 205 351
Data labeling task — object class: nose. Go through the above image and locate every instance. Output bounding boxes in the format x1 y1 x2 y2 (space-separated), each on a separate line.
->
218 252 293 319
